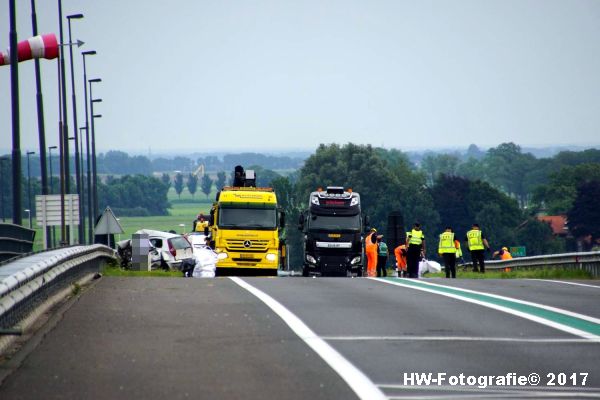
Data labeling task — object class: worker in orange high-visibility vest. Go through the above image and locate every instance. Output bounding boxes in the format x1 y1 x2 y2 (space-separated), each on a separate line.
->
394 243 407 277
365 228 378 277
493 246 513 260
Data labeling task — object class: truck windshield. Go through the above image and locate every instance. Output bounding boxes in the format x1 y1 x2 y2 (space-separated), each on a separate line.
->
218 207 277 230
308 214 360 232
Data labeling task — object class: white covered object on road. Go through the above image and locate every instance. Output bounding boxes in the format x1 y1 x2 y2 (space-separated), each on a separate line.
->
192 246 218 278
419 259 442 276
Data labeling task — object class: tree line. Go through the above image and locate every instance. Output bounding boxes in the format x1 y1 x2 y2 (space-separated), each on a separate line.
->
94 151 305 175
2 143 598 256
269 143 599 267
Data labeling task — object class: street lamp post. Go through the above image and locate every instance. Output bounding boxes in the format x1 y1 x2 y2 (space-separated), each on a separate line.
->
48 145 57 247
66 13 84 243
30 0 50 234
24 209 31 229
89 77 102 224
9 0 23 225
26 151 35 229
79 126 87 242
82 50 96 243
91 111 102 224
57 0 70 200
0 157 10 222
48 146 57 194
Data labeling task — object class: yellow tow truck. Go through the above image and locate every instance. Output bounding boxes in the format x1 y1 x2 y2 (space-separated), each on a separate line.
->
208 167 285 276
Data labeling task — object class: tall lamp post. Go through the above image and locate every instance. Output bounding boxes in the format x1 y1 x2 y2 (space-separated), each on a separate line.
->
30 0 50 237
89 77 102 223
91 111 102 224
48 145 57 247
0 157 10 222
26 151 35 228
66 13 84 243
48 146 57 194
81 50 96 243
9 0 22 225
78 126 87 243
57 0 70 199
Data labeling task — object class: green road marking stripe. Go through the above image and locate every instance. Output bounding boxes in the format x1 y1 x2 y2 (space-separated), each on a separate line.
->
381 278 600 337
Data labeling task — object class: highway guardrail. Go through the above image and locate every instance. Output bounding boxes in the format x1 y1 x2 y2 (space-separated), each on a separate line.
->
460 251 600 277
0 245 115 334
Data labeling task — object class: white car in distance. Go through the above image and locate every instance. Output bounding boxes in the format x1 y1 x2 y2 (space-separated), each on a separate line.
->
135 229 194 271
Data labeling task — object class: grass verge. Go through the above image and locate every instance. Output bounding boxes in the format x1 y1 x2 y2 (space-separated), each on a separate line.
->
425 267 593 279
102 263 182 278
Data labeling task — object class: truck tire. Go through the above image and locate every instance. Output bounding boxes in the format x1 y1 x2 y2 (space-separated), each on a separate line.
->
302 266 309 277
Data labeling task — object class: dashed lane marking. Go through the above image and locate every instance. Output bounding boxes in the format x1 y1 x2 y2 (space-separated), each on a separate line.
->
230 277 386 400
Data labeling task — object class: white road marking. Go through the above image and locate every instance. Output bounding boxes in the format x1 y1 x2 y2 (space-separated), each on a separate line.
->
230 277 386 400
321 335 600 343
528 279 600 289
370 278 600 340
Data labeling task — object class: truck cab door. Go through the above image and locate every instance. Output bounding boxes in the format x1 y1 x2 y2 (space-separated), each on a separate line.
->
363 215 370 233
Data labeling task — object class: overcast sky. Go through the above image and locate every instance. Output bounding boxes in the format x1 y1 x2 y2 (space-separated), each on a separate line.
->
1 0 599 155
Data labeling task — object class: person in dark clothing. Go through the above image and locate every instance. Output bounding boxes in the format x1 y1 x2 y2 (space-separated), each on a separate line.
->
233 165 245 186
376 235 388 277
465 223 490 273
405 223 425 278
438 226 459 279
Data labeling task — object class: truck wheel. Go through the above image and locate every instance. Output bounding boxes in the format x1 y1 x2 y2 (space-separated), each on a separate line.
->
356 268 363 277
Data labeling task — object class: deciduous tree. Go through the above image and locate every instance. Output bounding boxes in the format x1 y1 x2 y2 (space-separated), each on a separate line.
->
201 175 213 199
567 181 600 246
174 173 184 199
187 173 198 199
216 171 227 189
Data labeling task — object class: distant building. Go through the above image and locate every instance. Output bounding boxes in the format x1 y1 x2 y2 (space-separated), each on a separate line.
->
537 215 569 238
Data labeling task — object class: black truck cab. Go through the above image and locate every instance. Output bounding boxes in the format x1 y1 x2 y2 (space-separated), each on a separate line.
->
299 187 367 277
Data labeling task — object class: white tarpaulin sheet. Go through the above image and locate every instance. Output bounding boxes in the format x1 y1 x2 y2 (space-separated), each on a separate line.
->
192 246 218 278
419 259 442 276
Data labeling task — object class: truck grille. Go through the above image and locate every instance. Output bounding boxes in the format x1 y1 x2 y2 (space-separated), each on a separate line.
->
232 258 261 266
320 256 347 275
226 239 270 252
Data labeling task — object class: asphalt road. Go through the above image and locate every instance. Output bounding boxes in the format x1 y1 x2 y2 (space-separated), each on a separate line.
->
0 276 599 399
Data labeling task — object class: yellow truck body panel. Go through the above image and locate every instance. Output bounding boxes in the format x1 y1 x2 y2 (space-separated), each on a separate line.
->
211 187 280 272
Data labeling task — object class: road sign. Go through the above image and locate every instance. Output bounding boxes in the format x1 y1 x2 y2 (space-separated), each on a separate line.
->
95 206 124 235
36 194 79 248
36 194 79 226
510 246 526 257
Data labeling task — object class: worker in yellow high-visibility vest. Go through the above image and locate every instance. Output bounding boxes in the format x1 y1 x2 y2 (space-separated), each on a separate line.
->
465 223 490 273
405 222 425 278
438 226 460 278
